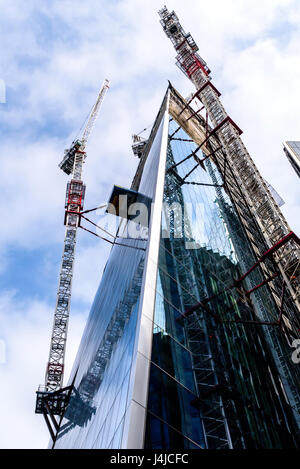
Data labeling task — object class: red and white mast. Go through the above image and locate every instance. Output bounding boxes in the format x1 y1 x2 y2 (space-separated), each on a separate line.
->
45 79 110 391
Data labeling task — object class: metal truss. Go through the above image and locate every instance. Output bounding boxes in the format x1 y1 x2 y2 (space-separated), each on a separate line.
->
159 6 300 428
35 385 73 442
159 7 300 327
46 151 86 391
41 80 109 394
166 84 300 432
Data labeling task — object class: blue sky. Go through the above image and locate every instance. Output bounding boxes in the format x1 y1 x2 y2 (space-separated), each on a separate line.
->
0 0 300 449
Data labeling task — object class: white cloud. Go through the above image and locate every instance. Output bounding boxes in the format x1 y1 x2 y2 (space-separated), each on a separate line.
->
0 290 86 448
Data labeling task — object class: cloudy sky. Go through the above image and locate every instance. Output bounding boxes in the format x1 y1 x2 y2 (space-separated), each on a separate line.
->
0 0 299 449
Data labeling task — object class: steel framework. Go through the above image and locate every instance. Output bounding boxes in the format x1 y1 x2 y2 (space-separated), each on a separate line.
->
158 7 300 324
37 79 110 402
167 82 300 436
162 141 234 448
158 6 300 436
163 111 300 447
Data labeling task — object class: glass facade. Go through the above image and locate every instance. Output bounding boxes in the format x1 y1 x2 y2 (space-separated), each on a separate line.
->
284 141 300 178
54 96 169 449
53 90 299 449
144 119 298 449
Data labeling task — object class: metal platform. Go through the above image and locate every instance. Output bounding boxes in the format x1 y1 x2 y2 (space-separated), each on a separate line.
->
35 386 72 416
59 140 83 175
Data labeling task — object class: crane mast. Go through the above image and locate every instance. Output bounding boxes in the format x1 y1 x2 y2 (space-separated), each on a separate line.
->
41 79 110 395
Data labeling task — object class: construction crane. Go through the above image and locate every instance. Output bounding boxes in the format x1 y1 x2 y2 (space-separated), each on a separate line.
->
35 79 110 425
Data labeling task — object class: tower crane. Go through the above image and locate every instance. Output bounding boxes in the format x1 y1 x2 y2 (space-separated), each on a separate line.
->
35 79 110 425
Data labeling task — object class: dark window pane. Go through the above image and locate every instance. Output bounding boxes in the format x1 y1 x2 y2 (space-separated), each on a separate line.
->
145 412 202 449
147 363 205 448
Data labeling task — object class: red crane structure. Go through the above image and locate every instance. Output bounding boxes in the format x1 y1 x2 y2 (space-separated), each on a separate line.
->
35 79 110 431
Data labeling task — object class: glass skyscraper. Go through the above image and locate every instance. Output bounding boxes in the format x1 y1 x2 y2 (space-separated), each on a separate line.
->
283 141 300 178
52 85 299 449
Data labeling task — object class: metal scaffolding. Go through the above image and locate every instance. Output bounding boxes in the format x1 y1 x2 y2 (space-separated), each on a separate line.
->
158 6 300 327
158 2 300 373
161 111 300 447
161 141 234 448
158 6 300 436
166 77 300 435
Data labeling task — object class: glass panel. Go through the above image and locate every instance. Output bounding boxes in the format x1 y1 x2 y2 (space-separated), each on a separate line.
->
145 115 298 450
54 103 168 449
151 322 196 393
147 363 205 448
145 412 202 449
